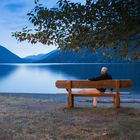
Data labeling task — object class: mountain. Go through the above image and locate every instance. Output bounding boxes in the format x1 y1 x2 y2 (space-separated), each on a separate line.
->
32 34 140 63
0 45 25 63
24 54 46 62
1 44 138 64
35 48 129 63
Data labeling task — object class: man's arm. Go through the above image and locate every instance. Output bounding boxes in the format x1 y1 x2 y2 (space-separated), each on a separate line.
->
88 76 103 81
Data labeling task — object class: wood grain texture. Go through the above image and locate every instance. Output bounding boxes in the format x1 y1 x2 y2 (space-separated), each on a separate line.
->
56 80 132 88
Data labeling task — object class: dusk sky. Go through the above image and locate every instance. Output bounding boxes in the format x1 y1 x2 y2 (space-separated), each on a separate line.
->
0 0 85 58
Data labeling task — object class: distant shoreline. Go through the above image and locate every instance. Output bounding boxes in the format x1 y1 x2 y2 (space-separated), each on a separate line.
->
0 62 140 65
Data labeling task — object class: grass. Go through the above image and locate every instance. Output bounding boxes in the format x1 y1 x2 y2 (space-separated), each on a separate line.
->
0 95 140 140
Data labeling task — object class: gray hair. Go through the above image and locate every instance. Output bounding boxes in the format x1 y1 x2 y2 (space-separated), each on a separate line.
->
101 67 108 72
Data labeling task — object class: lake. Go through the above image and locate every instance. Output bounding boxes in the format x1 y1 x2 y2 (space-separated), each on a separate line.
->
0 63 140 97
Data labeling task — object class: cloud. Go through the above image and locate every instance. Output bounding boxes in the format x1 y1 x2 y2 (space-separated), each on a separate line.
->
0 0 85 57
0 0 86 31
0 0 33 31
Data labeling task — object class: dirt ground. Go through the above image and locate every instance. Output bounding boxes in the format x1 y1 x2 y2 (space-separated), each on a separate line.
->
0 95 140 140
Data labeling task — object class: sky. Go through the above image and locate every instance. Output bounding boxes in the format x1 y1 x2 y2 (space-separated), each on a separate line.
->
0 0 85 58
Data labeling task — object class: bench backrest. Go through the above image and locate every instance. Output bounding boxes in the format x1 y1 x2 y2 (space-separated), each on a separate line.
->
56 80 132 89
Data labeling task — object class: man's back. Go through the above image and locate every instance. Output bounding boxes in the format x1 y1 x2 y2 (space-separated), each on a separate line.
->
88 73 112 92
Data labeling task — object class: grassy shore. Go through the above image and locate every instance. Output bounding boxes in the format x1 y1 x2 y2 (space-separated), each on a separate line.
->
0 95 140 140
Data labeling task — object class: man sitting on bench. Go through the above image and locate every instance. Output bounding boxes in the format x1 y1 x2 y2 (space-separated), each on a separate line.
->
88 67 113 107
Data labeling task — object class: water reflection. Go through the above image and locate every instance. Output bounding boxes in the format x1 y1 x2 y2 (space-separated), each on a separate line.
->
0 65 18 80
26 64 102 79
0 63 139 94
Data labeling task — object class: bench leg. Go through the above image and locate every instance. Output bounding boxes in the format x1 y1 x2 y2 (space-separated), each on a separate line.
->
114 95 120 108
68 94 74 109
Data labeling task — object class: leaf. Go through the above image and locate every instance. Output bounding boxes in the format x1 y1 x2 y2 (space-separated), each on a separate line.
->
12 0 140 61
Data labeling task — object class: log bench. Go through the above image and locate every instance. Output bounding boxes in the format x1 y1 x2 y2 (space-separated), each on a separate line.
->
55 80 132 109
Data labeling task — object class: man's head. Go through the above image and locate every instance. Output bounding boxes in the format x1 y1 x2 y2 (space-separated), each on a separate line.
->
101 67 108 75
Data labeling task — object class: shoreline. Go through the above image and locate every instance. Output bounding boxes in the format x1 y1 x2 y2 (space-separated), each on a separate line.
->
1 92 140 104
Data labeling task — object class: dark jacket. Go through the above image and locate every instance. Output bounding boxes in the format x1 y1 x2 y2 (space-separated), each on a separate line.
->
88 73 112 92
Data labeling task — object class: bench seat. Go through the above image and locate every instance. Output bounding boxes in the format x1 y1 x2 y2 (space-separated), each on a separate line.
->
72 91 115 97
72 93 115 97
56 80 132 109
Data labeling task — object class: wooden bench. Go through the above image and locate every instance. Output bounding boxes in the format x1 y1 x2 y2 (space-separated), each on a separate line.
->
55 80 132 109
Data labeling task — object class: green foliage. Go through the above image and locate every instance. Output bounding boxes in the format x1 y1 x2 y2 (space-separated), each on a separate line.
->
12 0 140 60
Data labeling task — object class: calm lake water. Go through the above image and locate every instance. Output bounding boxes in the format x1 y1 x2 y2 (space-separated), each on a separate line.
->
0 63 140 97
